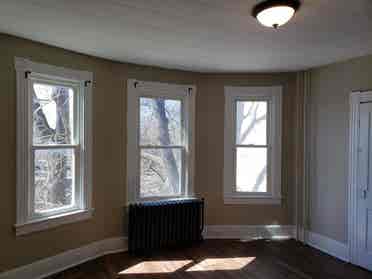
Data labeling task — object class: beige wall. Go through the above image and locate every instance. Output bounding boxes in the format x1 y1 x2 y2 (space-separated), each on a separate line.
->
196 74 299 225
0 33 298 272
309 54 372 243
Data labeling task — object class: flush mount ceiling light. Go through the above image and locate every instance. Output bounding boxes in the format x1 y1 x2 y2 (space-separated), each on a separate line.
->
252 0 301 29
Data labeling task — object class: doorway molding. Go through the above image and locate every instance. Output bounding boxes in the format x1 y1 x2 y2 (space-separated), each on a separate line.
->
348 90 372 265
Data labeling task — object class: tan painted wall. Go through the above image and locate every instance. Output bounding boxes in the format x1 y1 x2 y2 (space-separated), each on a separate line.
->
309 54 372 243
0 33 298 272
196 74 299 225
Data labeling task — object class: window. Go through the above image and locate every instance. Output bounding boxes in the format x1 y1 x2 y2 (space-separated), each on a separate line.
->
127 79 195 202
15 58 93 235
224 86 282 204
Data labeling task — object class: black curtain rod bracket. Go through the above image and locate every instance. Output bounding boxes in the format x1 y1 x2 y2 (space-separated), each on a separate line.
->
25 71 31 79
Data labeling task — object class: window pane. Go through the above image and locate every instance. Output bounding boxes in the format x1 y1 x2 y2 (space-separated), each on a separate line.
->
236 101 267 145
140 97 181 146
236 147 267 192
140 148 182 197
34 149 75 213
33 83 74 144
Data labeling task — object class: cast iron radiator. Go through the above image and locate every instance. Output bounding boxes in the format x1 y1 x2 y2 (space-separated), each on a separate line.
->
128 198 204 253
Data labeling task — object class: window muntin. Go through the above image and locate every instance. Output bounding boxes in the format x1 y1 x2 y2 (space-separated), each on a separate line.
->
139 97 184 198
30 77 81 218
234 100 269 193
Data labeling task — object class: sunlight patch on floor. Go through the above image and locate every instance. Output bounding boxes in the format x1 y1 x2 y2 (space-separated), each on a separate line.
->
186 257 256 271
118 260 193 274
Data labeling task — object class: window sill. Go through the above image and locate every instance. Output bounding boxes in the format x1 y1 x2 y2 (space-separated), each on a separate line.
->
14 208 94 236
224 196 282 205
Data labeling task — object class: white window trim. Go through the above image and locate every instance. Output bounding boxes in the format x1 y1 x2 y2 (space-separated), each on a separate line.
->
15 57 93 236
126 79 196 204
223 86 282 205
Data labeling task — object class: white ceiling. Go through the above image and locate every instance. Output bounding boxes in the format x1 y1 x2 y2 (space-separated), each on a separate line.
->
1 0 372 72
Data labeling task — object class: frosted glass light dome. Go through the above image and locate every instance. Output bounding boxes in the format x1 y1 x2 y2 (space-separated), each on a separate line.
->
252 0 301 29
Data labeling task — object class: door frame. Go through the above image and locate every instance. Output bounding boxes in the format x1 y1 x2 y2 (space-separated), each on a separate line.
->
348 90 372 265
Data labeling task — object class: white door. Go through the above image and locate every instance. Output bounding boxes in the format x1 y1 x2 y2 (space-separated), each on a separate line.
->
357 102 372 271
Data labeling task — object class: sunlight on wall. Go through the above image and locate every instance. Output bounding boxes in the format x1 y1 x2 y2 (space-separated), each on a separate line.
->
118 260 192 274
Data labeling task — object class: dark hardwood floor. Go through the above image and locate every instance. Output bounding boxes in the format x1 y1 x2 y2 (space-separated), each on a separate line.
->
48 239 372 279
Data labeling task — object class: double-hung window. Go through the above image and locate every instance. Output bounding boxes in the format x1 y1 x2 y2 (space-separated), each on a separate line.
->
224 86 282 204
127 79 195 202
15 58 93 235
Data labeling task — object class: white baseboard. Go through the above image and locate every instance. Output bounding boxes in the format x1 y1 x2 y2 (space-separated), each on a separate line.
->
306 231 349 262
0 237 128 279
204 225 295 240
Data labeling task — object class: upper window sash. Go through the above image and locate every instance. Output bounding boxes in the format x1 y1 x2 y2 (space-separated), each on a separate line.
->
127 79 196 203
139 96 185 148
29 75 81 146
233 97 271 147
